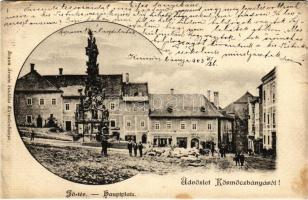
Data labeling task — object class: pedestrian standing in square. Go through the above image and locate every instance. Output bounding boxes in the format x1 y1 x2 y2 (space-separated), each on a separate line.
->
127 139 133 156
30 130 35 141
234 152 240 166
138 142 143 157
239 152 245 167
133 141 138 157
211 142 215 157
101 135 108 157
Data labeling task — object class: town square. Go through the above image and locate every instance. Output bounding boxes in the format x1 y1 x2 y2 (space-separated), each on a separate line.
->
14 23 277 185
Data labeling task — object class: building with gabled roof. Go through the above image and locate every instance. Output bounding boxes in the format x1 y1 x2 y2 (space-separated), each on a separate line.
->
148 91 233 150
14 64 63 128
223 91 256 152
14 63 150 139
14 63 233 149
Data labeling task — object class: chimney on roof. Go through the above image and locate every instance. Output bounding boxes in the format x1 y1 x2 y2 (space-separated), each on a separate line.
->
207 90 211 101
170 88 174 95
213 91 219 108
59 68 63 75
30 63 35 72
125 73 129 84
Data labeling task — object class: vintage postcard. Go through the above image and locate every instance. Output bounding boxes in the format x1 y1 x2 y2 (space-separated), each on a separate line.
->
1 0 307 198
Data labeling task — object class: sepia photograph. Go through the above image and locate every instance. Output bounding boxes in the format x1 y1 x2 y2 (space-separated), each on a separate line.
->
2 1 307 198
14 21 276 185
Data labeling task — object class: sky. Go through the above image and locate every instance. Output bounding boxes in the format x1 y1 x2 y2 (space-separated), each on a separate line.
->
20 21 271 108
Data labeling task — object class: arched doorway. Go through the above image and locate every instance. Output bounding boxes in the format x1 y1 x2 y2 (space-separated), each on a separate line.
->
141 134 147 144
191 138 199 149
37 115 42 128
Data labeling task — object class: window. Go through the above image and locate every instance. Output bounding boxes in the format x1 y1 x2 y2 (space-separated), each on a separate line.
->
26 115 32 124
267 114 270 124
273 113 276 127
166 121 172 129
110 102 115 110
180 122 186 130
27 98 32 105
110 120 116 128
126 120 131 127
264 113 266 123
263 90 266 101
273 92 275 103
268 135 270 145
208 122 212 130
264 135 266 145
39 98 44 105
140 120 145 127
154 122 160 130
192 122 197 130
52 98 56 105
65 103 70 111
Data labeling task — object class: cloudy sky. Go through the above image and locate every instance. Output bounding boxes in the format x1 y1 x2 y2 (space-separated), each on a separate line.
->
20 21 271 108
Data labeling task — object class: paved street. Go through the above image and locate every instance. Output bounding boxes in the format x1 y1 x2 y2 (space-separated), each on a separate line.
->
23 137 276 185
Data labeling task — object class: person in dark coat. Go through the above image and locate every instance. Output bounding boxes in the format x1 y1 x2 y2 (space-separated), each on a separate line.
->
211 142 215 157
138 142 143 157
219 146 224 158
30 130 35 141
101 135 108 157
234 152 240 166
239 152 245 167
223 145 226 158
133 141 138 157
127 140 133 156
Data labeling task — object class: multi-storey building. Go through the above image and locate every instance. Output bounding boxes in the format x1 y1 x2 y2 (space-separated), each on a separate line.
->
14 64 64 128
224 91 255 153
14 64 150 142
148 91 233 149
247 96 263 154
259 68 276 155
14 64 233 148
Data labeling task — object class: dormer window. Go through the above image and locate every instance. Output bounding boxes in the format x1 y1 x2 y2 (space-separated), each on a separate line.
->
200 106 206 112
167 106 173 113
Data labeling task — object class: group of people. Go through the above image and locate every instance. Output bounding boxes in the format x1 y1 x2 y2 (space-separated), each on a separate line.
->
219 145 227 158
234 152 245 166
127 140 143 157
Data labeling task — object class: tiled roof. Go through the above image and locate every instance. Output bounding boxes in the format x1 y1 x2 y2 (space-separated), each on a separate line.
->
60 85 84 97
149 94 223 118
15 70 61 92
44 74 123 97
223 91 255 119
234 91 254 104
261 67 276 83
123 82 148 97
17 70 150 98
